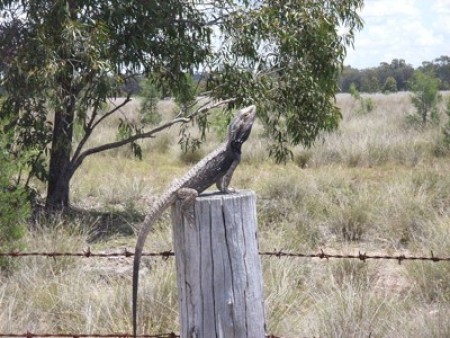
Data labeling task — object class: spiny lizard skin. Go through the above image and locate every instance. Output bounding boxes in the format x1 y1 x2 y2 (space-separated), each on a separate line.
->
132 105 257 338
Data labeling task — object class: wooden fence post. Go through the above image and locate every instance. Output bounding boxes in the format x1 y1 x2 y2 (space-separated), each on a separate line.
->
171 190 265 338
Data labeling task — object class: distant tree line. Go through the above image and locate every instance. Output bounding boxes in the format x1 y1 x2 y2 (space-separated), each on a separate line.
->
122 56 450 96
339 56 450 93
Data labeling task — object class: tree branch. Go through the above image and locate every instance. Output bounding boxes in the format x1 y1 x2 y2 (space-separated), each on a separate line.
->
70 95 132 170
91 94 132 131
70 98 236 172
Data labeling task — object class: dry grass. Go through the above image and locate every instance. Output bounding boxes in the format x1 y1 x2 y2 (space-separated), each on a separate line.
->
3 92 450 337
298 92 448 168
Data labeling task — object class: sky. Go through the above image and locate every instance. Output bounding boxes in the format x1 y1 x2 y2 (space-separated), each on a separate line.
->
344 0 450 69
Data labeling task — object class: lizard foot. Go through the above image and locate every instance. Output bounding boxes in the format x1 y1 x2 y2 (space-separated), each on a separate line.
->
224 187 237 194
177 188 198 227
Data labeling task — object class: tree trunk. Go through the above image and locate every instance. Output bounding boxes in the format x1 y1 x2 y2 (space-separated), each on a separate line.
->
44 2 79 212
45 103 75 211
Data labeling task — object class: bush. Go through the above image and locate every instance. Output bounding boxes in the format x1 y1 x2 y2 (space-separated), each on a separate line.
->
410 70 442 126
139 78 162 125
0 184 29 272
363 97 375 113
383 76 398 93
294 150 313 168
0 121 31 271
349 83 375 115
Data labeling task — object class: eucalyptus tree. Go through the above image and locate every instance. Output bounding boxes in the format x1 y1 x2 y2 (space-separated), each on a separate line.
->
0 0 363 211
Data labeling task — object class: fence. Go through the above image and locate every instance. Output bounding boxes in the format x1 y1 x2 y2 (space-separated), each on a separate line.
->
0 333 286 338
2 248 450 263
0 330 286 338
0 333 292 338
2 247 450 338
0 333 179 338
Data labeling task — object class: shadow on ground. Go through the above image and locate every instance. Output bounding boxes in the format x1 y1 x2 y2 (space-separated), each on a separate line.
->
32 202 145 242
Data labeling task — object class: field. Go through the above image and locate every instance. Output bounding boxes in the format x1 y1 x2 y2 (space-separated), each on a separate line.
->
2 92 450 337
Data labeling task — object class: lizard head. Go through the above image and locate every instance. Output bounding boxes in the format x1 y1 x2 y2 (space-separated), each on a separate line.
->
228 105 257 151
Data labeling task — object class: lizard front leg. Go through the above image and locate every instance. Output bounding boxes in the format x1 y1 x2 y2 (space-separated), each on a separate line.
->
216 159 239 194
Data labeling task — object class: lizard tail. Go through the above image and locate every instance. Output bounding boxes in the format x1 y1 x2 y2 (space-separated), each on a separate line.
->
132 231 147 338
132 196 174 338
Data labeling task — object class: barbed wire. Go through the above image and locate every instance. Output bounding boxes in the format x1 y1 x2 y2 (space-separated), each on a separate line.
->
0 332 287 338
260 249 450 264
0 248 174 259
0 332 178 338
1 248 449 264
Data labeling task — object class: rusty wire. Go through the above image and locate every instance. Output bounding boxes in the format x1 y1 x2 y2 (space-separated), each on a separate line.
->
0 248 174 259
0 333 286 338
1 248 449 264
259 249 450 264
0 333 178 338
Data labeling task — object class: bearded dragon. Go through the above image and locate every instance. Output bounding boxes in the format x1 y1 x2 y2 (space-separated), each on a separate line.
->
132 105 257 337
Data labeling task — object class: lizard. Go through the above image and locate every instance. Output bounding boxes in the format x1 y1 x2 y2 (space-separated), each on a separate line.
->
132 104 257 338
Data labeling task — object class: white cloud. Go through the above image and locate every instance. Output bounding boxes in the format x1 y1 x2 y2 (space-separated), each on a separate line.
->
345 0 450 68
431 0 450 34
362 0 419 18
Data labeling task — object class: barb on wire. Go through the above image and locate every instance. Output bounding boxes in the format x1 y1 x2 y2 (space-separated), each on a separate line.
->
1 249 450 264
